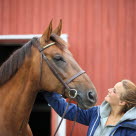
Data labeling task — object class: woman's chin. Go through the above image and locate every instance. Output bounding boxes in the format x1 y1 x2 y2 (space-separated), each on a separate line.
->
104 96 109 102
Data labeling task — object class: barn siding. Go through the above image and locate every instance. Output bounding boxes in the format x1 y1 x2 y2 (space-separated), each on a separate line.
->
0 0 136 135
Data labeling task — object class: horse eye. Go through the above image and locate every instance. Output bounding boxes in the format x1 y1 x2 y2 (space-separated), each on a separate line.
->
53 55 65 62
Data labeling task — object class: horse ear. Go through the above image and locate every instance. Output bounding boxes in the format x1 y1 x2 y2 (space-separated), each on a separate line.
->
40 20 53 44
53 19 62 36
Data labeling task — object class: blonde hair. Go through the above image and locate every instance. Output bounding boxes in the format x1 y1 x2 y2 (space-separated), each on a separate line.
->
121 80 136 112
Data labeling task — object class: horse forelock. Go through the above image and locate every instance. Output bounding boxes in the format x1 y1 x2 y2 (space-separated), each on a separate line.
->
50 33 68 50
0 40 33 86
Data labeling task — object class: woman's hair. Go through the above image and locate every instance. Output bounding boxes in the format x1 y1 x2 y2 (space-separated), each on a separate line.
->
121 79 136 112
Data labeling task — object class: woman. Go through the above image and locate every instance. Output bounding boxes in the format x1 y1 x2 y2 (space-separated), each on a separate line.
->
43 80 136 136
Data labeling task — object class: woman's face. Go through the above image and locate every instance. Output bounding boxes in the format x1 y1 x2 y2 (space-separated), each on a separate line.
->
105 82 126 106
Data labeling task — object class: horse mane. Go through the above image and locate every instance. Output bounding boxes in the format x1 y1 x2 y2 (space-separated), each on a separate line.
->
0 34 67 86
0 39 33 86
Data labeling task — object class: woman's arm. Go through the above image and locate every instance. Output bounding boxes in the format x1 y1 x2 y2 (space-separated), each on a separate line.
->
43 92 98 126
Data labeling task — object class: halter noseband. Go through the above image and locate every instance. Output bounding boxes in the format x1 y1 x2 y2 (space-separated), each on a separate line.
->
35 40 85 99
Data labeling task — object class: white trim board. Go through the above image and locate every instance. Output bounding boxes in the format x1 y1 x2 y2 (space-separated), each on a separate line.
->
0 34 68 44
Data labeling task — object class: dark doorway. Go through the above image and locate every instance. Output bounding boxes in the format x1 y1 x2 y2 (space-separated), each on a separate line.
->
0 44 51 136
29 92 51 136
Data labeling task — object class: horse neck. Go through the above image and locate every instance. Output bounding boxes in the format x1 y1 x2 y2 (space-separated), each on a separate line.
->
0 57 39 129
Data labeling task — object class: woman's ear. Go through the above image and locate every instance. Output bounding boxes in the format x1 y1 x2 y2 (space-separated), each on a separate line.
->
119 100 126 106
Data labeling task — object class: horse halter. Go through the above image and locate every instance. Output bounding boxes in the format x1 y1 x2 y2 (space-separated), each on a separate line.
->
36 40 86 99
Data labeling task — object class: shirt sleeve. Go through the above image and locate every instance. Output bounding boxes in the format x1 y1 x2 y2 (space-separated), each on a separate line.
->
43 92 98 126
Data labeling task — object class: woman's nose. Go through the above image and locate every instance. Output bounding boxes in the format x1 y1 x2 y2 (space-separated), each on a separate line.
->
108 88 112 92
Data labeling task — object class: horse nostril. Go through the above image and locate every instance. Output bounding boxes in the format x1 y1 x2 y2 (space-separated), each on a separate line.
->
88 91 94 100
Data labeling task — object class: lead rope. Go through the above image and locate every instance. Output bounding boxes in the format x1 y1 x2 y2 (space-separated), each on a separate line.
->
70 104 78 136
54 99 78 136
54 99 71 136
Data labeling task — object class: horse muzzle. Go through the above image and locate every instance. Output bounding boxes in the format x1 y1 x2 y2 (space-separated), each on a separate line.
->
75 89 97 109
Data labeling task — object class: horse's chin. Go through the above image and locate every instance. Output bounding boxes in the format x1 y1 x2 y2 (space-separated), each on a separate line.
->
77 103 92 110
75 95 96 110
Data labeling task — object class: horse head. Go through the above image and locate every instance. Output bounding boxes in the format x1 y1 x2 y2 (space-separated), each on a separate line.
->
31 20 97 109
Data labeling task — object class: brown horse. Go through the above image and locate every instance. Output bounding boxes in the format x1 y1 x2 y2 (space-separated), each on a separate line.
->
0 20 97 136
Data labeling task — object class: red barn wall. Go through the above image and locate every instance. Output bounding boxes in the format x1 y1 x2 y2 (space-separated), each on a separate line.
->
0 0 136 135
